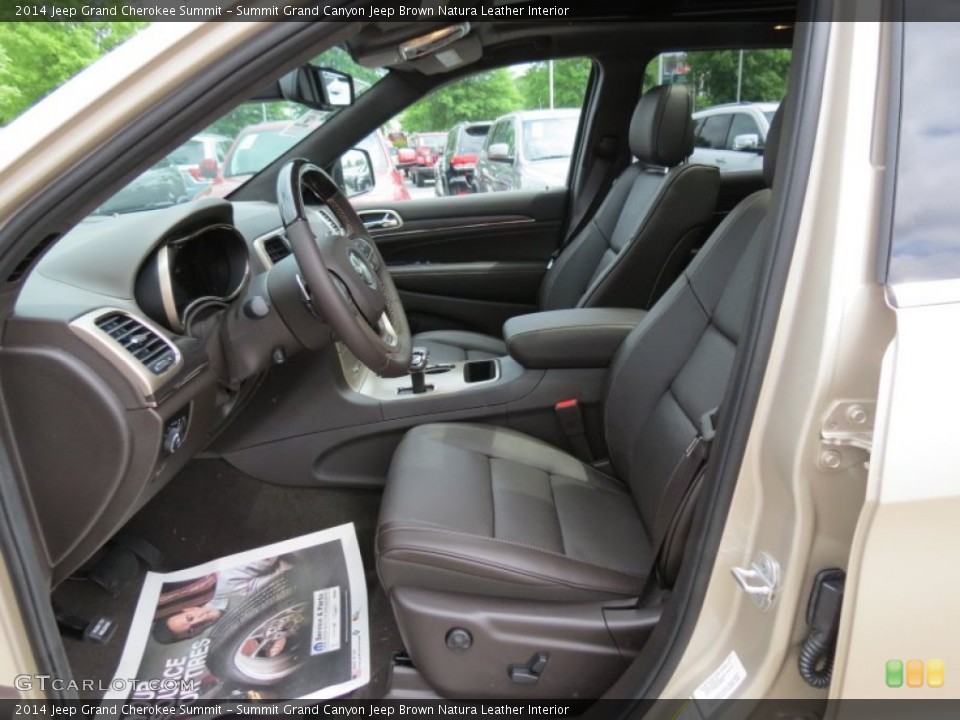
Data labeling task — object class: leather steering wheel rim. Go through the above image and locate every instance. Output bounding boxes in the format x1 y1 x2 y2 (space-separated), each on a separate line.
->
276 159 412 377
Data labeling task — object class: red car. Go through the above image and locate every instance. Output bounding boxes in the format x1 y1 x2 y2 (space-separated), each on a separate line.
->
395 146 416 175
199 121 409 202
408 132 446 187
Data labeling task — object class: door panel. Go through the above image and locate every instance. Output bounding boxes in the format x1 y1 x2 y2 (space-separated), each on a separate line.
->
353 189 566 334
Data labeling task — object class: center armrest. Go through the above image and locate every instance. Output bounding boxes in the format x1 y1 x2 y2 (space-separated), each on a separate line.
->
503 308 647 369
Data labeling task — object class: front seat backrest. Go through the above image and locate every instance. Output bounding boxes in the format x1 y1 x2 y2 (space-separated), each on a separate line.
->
605 103 783 538
538 84 721 311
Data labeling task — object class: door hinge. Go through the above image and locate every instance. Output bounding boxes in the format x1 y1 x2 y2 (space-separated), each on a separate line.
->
731 552 780 612
818 401 875 472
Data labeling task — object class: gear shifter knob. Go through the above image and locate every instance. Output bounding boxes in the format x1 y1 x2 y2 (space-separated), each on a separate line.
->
409 347 429 394
409 347 429 373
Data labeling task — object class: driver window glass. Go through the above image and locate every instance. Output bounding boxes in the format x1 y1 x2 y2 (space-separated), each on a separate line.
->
380 58 591 200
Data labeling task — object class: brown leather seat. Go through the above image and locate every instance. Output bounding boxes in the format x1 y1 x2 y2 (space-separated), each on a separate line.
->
415 83 720 363
376 105 785 698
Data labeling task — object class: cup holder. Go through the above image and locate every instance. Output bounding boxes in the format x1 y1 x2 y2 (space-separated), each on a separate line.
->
463 359 498 383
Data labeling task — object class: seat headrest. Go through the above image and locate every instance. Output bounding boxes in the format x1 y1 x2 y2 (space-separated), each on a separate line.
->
629 84 695 167
763 101 785 187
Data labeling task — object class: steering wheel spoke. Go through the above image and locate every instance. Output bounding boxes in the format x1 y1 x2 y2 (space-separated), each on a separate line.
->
277 160 412 377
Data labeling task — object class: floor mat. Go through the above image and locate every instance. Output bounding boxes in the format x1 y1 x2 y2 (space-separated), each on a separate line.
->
52 459 402 699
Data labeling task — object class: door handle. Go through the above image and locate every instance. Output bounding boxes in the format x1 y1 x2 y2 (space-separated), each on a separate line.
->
358 210 403 231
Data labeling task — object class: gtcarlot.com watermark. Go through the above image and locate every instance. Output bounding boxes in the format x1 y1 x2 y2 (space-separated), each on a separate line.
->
14 674 199 694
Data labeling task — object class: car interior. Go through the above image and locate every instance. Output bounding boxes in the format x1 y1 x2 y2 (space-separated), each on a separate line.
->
1 6 806 701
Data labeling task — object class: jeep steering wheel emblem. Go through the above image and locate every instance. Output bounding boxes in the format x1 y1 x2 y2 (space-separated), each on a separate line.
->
348 251 377 289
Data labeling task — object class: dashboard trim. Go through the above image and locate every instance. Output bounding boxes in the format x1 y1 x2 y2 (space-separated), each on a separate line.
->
157 244 180 332
69 307 184 406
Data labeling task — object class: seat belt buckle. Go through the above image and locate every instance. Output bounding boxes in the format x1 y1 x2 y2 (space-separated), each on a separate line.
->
554 399 593 462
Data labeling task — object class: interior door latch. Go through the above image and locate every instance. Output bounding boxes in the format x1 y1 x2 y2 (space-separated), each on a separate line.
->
819 401 875 472
731 552 780 612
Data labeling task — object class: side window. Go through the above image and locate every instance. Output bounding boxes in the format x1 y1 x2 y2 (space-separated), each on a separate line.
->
726 113 762 150
885 18 960 289
386 58 591 198
503 120 516 159
697 115 732 150
487 121 507 149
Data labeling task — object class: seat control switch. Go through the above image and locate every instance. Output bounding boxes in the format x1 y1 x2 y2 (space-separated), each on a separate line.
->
508 652 549 684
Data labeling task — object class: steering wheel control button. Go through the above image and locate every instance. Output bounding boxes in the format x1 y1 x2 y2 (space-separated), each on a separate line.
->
243 296 270 319
445 627 472 651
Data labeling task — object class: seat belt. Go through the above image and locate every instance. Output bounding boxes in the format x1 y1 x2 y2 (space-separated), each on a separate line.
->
638 407 719 601
549 135 620 269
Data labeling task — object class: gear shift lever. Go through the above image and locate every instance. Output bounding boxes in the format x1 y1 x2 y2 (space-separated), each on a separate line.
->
408 346 430 394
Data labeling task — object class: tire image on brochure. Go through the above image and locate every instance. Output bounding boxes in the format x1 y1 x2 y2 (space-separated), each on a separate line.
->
204 546 352 693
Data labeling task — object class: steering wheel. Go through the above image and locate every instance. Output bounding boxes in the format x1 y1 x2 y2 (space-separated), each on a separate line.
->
276 159 412 377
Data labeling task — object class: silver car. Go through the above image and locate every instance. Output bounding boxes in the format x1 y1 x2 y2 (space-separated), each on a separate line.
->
475 108 581 193
690 101 779 173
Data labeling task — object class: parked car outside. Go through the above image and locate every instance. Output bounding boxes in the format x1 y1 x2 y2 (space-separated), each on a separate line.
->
690 102 780 173
475 109 581 193
434 121 491 197
408 132 446 187
395 146 416 176
168 132 232 181
90 155 188 216
200 120 409 202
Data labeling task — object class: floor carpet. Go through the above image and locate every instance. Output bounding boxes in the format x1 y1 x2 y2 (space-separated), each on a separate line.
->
52 459 402 700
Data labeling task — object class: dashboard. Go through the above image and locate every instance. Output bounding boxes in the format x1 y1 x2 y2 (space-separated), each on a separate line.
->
4 197 323 586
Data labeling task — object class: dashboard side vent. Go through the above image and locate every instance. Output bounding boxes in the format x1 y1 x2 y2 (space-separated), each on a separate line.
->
6 234 58 284
263 235 291 264
94 312 177 375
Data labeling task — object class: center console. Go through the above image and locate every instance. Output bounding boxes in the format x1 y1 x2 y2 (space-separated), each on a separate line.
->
355 355 501 399
216 308 647 489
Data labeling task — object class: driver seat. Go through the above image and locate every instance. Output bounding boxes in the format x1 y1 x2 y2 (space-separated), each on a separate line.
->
376 106 784 698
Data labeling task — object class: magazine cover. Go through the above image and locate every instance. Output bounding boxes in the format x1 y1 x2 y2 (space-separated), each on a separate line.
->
105 524 369 701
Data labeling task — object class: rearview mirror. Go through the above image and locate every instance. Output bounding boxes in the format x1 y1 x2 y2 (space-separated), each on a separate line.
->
487 143 513 163
335 147 375 198
274 65 355 111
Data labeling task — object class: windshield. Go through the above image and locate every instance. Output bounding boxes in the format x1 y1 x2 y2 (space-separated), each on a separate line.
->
90 47 385 216
764 111 777 124
522 116 579 162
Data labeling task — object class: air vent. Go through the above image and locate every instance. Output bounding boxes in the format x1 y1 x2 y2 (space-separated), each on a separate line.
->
7 234 57 284
263 235 291 264
94 312 177 375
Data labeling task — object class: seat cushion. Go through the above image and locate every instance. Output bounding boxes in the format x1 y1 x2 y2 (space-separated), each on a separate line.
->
377 423 652 602
413 330 507 363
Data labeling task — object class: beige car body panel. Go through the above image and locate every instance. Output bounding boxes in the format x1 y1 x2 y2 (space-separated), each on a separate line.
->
655 19 905 702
